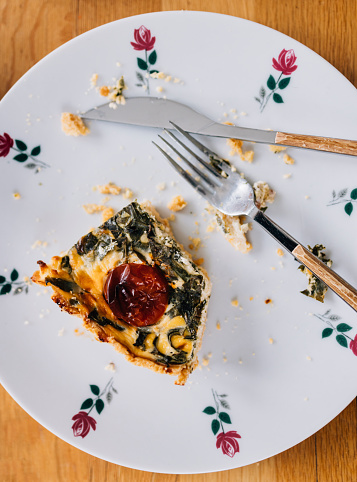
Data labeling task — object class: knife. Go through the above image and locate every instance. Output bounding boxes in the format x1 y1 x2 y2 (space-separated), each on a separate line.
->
81 97 357 156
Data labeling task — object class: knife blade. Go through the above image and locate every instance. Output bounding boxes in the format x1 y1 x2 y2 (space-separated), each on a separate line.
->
81 97 357 156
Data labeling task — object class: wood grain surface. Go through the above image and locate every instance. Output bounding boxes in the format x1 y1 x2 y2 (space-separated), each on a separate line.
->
1 1 356 481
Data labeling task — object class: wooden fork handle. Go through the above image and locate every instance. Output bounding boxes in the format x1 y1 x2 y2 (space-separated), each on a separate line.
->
292 245 357 310
275 132 357 156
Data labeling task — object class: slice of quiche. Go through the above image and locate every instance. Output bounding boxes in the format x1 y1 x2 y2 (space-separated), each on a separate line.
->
32 202 211 385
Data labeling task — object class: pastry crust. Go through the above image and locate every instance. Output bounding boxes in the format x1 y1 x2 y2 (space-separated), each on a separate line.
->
32 201 211 385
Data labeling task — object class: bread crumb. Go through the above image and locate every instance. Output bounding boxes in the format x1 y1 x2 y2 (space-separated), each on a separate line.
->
223 355 227 362
231 298 239 307
306 355 312 361
156 182 166 191
202 356 210 367
58 328 65 337
249 296 254 301
206 223 215 233
305 195 310 200
165 75 172 82
168 195 187 212
122 188 133 199
269 145 287 153
167 213 176 222
216 321 221 330
105 362 116 372
283 173 292 179
90 73 98 87
283 153 295 165
276 248 284 257
96 182 121 195
188 237 201 251
193 257 204 266
61 113 89 137
156 86 164 93
102 207 115 223
270 266 276 271
13 192 21 199
243 150 254 163
269 338 274 344
253 181 275 209
99 85 110 97
227 138 243 157
304 397 309 401
265 298 273 304
150 71 166 79
99 76 126 105
83 203 106 214
239 359 243 365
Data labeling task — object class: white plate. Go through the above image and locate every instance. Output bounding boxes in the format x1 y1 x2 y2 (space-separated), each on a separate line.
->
1 11 357 474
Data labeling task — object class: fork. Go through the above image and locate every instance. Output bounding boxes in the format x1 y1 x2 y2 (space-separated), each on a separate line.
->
153 122 357 312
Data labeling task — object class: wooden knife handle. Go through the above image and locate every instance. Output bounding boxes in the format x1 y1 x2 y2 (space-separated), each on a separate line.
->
292 244 357 310
275 131 357 156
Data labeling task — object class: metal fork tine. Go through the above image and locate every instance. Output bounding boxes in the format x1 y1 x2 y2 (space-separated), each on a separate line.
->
169 122 232 176
152 142 213 199
158 135 219 188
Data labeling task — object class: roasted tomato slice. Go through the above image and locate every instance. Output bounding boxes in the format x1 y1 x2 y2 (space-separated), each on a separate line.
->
104 263 169 327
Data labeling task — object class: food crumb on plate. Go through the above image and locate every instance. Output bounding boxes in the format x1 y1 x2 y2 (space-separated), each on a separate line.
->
61 113 89 137
102 207 115 223
269 145 287 153
188 237 201 251
306 355 312 361
283 153 295 165
269 337 274 344
216 321 221 330
90 73 98 87
83 203 106 214
122 188 133 199
167 195 187 212
276 248 284 257
156 182 166 191
95 182 121 195
105 362 116 372
231 298 239 307
265 298 273 304
58 328 65 337
193 257 204 266
283 173 292 179
156 86 164 93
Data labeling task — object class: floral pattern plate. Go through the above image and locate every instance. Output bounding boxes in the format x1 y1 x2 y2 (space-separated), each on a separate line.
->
0 11 357 474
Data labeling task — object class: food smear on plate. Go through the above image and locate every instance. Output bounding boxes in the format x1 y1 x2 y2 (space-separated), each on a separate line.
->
298 244 332 302
31 202 211 385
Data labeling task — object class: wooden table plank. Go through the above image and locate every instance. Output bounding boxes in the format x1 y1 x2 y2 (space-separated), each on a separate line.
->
0 0 356 480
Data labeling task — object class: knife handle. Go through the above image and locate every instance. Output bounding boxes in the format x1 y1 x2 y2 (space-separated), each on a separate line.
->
292 244 357 311
275 131 357 156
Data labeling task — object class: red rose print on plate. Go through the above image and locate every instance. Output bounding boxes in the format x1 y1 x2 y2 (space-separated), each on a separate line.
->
131 25 156 51
72 411 97 438
350 334 357 356
131 26 159 94
255 48 298 112
272 49 298 75
71 377 117 439
0 133 14 157
216 430 241 458
0 132 48 172
203 389 242 457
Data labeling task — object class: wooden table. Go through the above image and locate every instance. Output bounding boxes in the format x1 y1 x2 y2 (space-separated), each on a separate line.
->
1 1 356 480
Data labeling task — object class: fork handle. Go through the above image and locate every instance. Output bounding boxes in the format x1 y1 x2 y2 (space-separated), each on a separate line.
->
275 132 357 156
252 209 357 311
